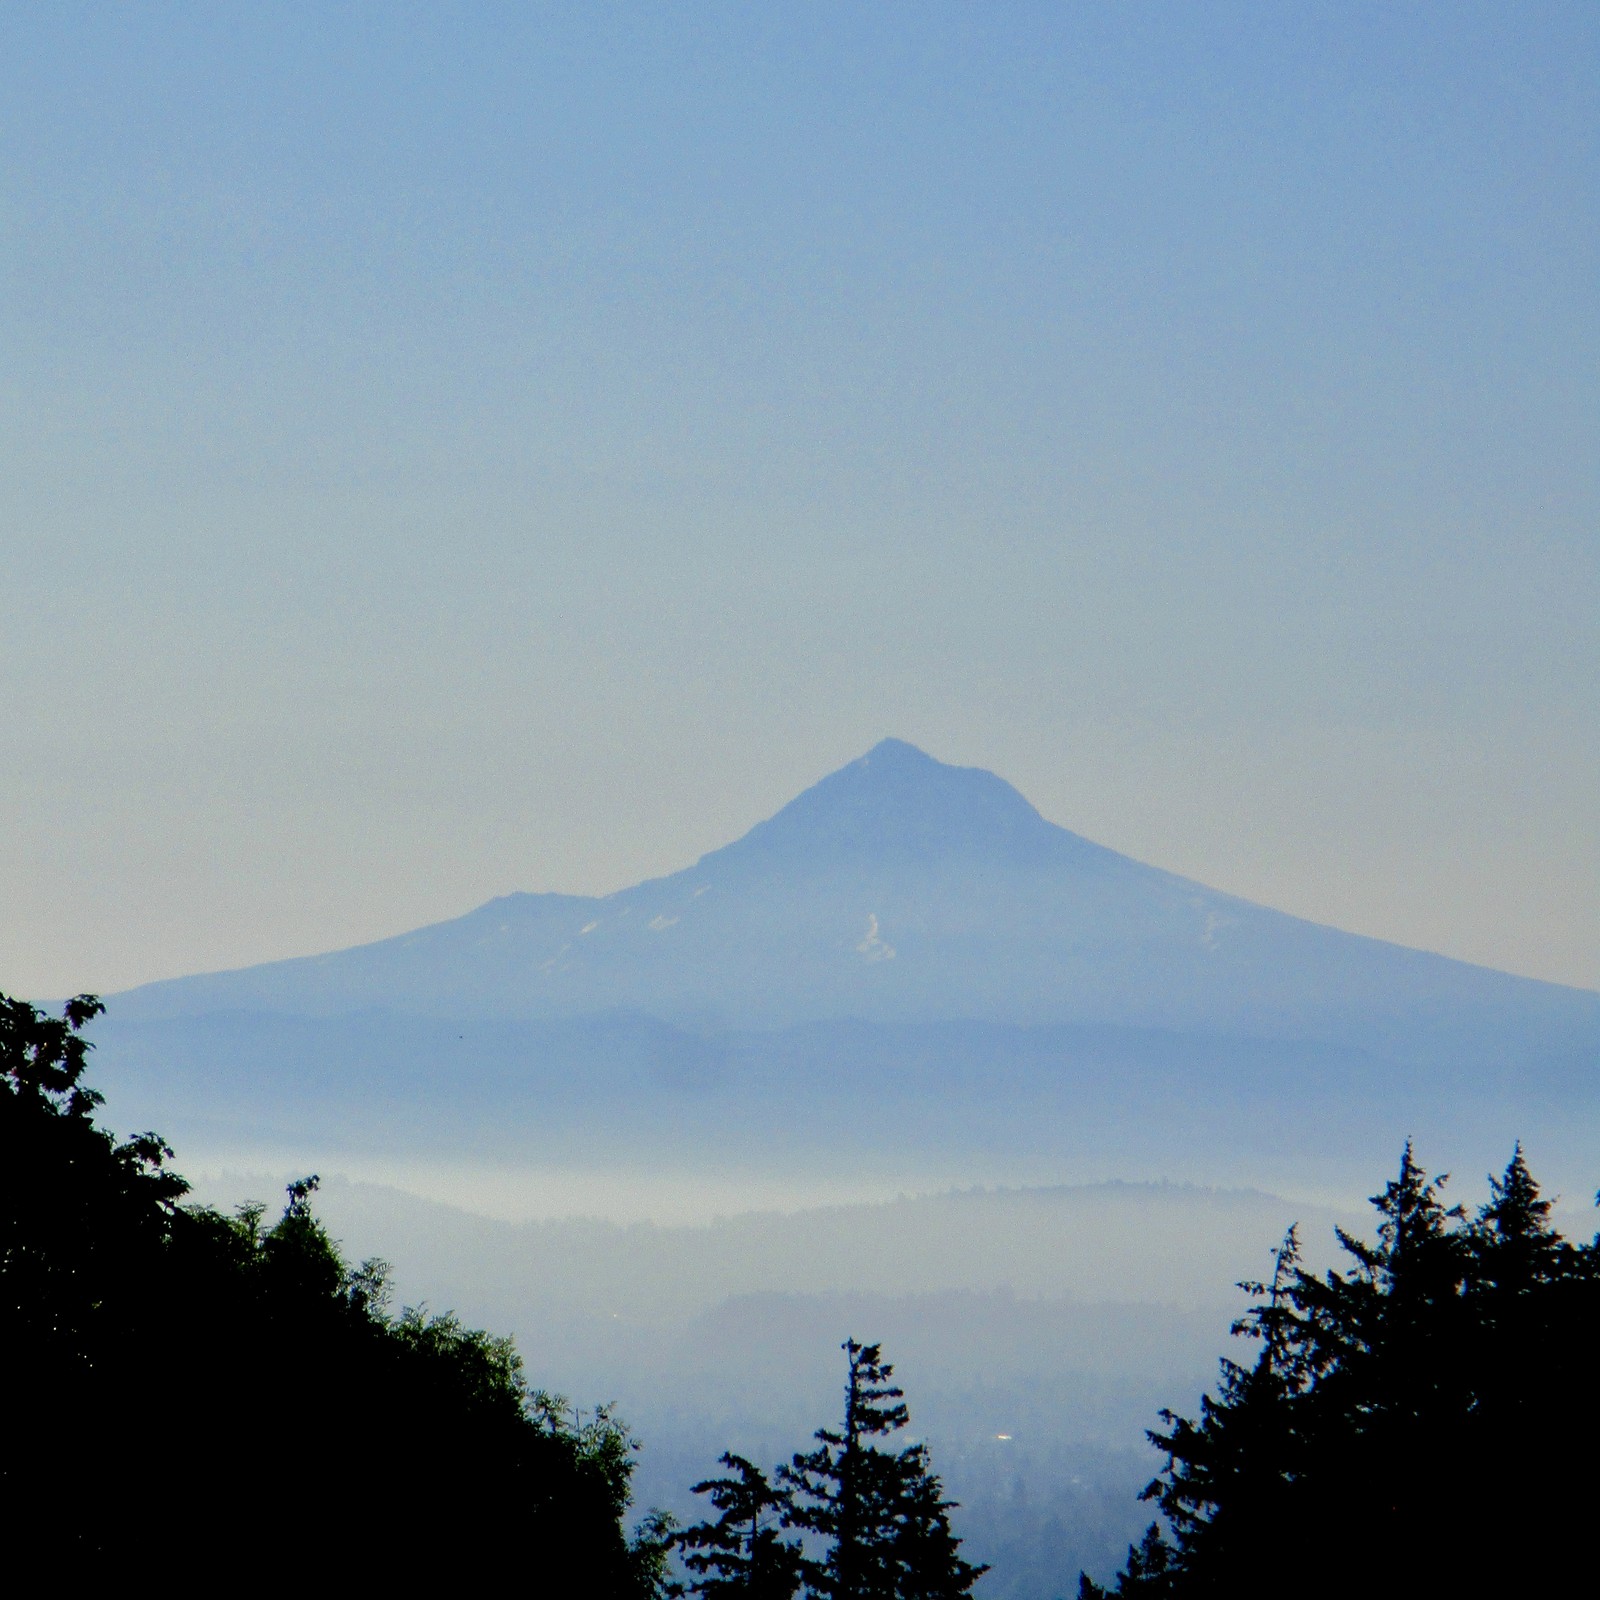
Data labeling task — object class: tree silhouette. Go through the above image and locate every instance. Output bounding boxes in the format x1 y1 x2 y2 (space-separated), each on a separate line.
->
677 1452 805 1598
883 1444 989 1600
779 1339 985 1600
0 991 671 1593
1081 1143 1600 1599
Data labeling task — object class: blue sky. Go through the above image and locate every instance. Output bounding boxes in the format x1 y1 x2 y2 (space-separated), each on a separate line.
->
3 2 1595 994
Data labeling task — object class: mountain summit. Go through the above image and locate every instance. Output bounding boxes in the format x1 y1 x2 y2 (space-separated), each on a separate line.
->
704 739 1110 872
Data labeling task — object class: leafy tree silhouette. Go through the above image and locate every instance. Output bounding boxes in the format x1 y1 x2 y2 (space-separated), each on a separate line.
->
0 991 672 1594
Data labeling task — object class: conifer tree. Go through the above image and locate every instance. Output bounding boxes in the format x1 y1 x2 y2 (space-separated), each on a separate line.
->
1077 1523 1173 1599
884 1445 988 1600
1081 1142 1600 1599
780 1339 985 1600
1079 1229 1309 1596
677 1452 805 1598
1466 1143 1582 1572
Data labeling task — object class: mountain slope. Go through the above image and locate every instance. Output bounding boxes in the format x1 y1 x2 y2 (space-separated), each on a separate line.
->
113 739 1593 1075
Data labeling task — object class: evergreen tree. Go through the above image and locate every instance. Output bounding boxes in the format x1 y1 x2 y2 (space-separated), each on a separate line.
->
884 1444 989 1600
783 1339 908 1598
1081 1142 1600 1599
780 1339 985 1600
1077 1524 1173 1600
1079 1229 1309 1597
1464 1142 1592 1578
1139 1228 1310 1594
1285 1139 1474 1583
677 1452 805 1598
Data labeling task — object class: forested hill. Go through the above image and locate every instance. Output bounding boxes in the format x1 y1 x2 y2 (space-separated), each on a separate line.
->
0 993 672 1590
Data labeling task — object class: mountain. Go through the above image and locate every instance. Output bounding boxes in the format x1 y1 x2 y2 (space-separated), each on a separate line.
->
92 740 1597 1191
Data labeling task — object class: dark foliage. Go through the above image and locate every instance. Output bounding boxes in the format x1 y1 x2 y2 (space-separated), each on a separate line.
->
0 993 668 1592
676 1453 807 1598
677 1338 985 1599
1081 1142 1600 1599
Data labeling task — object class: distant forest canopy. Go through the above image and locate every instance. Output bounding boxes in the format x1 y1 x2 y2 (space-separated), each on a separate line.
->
5 990 1596 1596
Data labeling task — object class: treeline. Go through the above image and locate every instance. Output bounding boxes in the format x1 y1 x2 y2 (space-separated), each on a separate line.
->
1084 1143 1600 1597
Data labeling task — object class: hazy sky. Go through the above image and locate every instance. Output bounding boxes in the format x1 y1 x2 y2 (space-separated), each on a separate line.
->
4 3 1595 998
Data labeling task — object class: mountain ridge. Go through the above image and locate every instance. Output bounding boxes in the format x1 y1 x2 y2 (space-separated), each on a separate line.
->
111 741 1593 1040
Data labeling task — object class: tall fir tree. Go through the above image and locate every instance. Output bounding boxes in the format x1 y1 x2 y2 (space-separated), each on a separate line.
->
884 1444 989 1600
780 1339 985 1600
1082 1229 1308 1597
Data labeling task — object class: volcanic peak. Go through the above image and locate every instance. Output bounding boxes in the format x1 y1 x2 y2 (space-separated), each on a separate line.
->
700 738 1109 872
